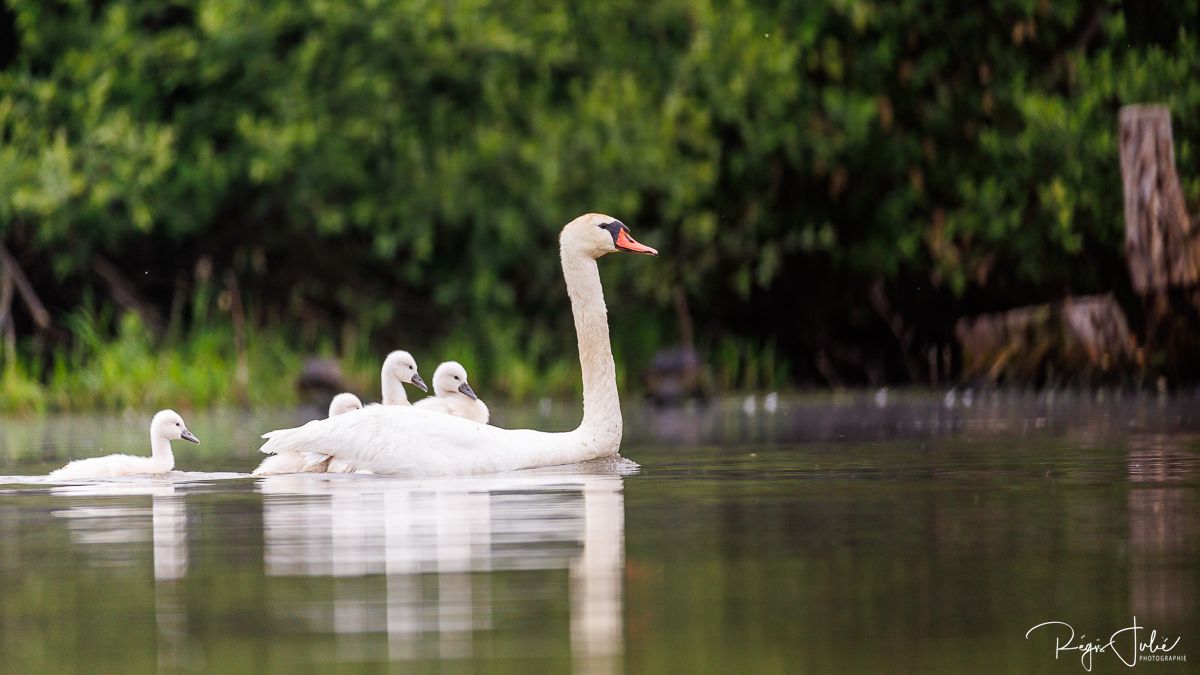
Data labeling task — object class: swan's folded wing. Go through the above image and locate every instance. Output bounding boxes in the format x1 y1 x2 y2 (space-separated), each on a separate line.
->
312 406 500 474
353 416 561 475
260 405 591 476
258 407 399 464
258 418 336 457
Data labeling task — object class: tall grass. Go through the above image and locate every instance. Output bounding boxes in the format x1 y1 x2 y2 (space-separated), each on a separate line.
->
0 289 791 414
712 337 790 392
0 306 593 414
0 309 305 414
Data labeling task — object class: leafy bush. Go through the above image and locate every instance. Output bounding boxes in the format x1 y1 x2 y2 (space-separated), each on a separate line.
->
1 0 1198 395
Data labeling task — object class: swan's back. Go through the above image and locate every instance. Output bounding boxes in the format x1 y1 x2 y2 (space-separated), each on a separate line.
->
413 396 490 424
259 405 595 476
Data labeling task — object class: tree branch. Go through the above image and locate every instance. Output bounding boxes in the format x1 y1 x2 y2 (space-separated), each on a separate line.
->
0 241 52 331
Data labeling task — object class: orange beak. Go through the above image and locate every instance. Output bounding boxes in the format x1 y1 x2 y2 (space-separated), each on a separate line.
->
615 228 658 256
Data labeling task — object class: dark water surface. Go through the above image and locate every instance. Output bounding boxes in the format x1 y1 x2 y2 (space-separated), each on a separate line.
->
1 392 1197 673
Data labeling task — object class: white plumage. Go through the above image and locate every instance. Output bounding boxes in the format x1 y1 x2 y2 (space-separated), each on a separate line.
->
414 361 490 424
264 405 613 476
259 213 657 476
380 350 427 405
328 392 364 417
50 410 200 480
252 351 425 476
253 392 366 475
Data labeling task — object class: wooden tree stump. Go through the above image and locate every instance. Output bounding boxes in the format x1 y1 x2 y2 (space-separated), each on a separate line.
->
954 106 1200 384
1118 105 1200 378
1119 105 1200 292
1061 295 1136 369
956 294 1134 384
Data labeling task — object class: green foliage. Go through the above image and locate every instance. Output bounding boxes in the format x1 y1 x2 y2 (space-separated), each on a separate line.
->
1 0 1199 393
1 307 303 412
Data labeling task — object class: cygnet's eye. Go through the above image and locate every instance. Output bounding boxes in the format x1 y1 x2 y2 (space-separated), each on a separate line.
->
176 422 181 427
454 375 461 381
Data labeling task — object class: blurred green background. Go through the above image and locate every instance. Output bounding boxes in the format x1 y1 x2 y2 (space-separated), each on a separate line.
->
1 0 1198 411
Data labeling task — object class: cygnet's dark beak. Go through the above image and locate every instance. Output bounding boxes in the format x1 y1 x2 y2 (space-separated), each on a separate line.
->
180 429 200 444
410 373 429 392
458 381 478 400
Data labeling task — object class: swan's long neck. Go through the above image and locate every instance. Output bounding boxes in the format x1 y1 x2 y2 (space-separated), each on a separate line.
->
561 251 622 445
382 375 409 406
150 434 175 468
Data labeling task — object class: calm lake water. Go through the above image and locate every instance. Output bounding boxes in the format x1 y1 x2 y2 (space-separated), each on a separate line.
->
1 392 1197 673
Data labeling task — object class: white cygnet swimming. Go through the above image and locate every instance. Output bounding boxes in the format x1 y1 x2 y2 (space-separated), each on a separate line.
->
49 409 199 480
414 361 490 424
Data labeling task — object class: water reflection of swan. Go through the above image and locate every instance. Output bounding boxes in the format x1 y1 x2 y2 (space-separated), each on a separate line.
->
49 482 188 579
257 470 627 667
48 481 192 670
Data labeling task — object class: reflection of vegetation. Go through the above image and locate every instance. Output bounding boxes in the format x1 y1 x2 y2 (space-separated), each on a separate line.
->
622 439 1151 673
1 1 1199 399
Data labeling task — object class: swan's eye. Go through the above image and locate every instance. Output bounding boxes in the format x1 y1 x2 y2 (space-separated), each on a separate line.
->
599 221 623 245
176 422 181 427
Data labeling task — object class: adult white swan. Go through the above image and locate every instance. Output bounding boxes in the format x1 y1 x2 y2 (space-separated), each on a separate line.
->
414 361 490 424
259 213 657 475
50 410 200 479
